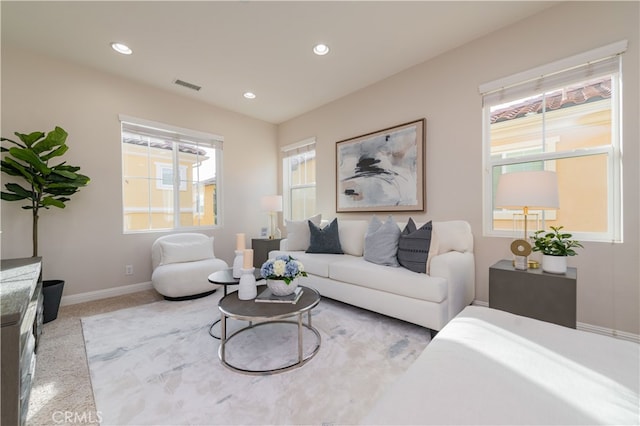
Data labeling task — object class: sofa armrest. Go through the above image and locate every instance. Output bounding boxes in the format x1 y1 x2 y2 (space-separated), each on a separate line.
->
280 239 290 251
429 251 475 322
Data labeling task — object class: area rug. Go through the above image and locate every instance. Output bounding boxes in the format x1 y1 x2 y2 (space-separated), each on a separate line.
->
82 292 430 425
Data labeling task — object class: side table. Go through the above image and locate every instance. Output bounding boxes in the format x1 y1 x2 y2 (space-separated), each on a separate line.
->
207 268 263 339
489 259 577 328
251 238 282 269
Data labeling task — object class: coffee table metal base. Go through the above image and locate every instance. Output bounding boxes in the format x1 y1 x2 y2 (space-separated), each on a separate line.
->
218 311 321 375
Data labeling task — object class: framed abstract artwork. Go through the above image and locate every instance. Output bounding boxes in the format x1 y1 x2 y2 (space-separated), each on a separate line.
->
336 119 425 213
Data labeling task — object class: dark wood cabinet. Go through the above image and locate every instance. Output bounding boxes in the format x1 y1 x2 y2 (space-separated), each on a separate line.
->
1 257 44 425
489 259 577 328
252 238 282 269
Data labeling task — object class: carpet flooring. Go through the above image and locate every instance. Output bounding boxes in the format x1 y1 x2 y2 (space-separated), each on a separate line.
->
26 289 164 426
82 291 431 425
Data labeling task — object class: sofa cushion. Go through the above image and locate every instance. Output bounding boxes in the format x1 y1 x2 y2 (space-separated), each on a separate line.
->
338 219 369 256
397 219 432 273
433 220 473 253
159 238 214 265
269 250 345 278
307 218 344 254
364 216 401 267
285 214 321 251
328 257 447 303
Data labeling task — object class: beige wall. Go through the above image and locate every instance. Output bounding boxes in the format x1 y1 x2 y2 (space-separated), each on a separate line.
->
277 2 640 334
1 46 279 296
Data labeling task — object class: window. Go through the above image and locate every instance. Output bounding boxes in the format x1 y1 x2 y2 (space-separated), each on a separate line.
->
282 138 316 221
481 41 626 242
120 115 223 232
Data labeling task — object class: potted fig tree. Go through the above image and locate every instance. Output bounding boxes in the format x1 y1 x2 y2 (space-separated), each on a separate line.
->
531 226 583 274
1 126 90 321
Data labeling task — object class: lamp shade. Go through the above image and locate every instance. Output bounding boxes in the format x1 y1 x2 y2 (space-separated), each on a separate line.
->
495 171 559 210
261 195 283 212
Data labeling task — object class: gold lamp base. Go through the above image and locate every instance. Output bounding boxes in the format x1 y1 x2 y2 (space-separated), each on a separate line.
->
511 259 540 269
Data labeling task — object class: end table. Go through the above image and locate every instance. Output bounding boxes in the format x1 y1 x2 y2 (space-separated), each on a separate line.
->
489 259 577 328
252 238 282 269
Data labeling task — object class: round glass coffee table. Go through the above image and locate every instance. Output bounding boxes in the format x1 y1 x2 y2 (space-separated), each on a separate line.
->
218 285 321 375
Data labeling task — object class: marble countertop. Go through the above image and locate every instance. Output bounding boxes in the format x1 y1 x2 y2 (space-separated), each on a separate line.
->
1 257 41 325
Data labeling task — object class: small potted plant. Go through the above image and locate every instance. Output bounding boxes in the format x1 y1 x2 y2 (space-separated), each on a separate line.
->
531 226 583 274
260 255 307 296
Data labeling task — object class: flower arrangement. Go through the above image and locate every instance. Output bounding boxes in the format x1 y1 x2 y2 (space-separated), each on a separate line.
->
260 255 307 285
531 226 583 257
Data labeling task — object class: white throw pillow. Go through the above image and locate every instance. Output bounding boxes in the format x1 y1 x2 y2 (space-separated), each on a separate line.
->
160 238 214 265
338 219 369 257
285 214 321 251
426 230 439 274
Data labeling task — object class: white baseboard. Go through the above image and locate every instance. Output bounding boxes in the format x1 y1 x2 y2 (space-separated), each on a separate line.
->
471 299 639 343
576 322 639 343
60 281 154 306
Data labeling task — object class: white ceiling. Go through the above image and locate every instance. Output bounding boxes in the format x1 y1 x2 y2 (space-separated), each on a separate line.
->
2 1 555 124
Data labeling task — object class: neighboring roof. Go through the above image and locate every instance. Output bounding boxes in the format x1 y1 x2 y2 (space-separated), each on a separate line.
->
123 137 207 156
490 77 611 124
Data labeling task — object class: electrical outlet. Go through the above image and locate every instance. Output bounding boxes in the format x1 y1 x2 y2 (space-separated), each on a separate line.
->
125 265 133 275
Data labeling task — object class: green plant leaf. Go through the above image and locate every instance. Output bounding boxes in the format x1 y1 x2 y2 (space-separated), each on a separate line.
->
2 157 38 186
1 137 26 149
51 169 77 179
42 196 66 208
8 147 50 175
32 127 67 154
40 144 69 161
4 183 32 198
15 131 45 147
1 191 28 201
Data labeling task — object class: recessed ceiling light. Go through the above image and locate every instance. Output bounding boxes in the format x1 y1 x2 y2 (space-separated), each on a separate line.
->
313 44 329 56
111 42 132 55
243 92 256 99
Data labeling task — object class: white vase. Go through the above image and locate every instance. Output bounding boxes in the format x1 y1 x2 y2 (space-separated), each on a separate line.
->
232 250 244 278
267 278 298 296
238 267 257 300
542 255 567 274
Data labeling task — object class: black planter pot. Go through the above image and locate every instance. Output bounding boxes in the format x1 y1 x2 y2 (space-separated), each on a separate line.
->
43 279 64 323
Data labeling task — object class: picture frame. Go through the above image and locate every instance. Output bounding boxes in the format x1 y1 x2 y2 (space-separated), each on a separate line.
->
336 119 425 212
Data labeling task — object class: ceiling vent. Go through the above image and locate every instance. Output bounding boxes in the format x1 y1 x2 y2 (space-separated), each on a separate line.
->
174 79 201 91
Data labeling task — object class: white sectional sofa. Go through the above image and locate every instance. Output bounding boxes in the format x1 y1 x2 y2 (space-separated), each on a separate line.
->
270 219 475 331
364 306 639 425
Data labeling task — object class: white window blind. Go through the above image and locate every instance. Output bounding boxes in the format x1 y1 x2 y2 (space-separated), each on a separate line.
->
120 115 223 148
480 40 627 106
281 137 316 158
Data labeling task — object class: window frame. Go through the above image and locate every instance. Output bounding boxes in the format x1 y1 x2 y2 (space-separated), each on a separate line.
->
119 115 224 233
480 41 626 243
281 138 316 221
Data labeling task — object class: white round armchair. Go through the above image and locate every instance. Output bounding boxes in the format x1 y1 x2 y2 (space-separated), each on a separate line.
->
151 233 228 300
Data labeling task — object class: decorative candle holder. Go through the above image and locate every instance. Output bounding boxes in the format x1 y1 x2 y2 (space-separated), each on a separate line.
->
232 250 244 278
238 267 257 300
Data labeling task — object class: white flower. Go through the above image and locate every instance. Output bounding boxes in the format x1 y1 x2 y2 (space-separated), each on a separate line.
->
273 259 286 276
295 260 305 273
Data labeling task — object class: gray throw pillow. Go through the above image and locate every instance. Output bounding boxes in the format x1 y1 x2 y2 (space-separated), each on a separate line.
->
306 218 344 254
364 216 400 267
397 218 432 273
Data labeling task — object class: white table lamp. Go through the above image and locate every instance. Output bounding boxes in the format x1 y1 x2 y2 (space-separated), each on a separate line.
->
261 195 283 239
495 170 559 268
